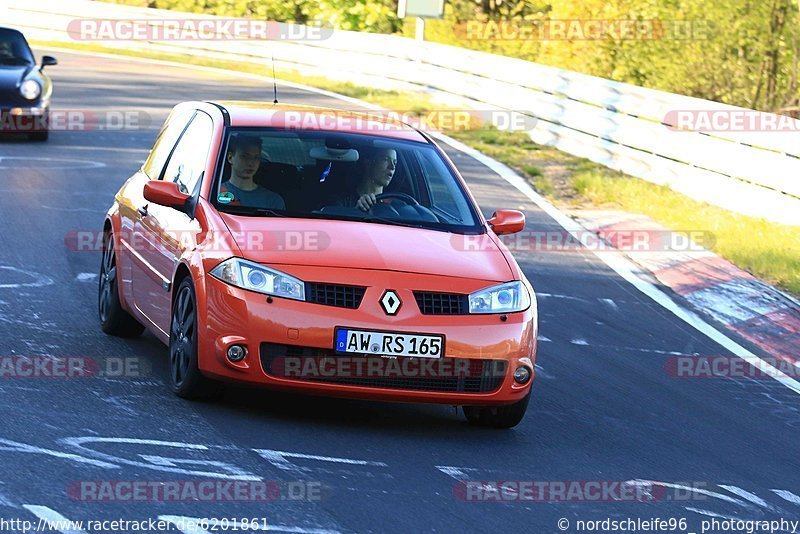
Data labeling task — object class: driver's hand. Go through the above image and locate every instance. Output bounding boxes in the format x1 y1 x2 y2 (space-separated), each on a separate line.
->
356 193 377 212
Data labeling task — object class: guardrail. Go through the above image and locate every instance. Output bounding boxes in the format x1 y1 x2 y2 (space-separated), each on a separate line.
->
4 0 800 225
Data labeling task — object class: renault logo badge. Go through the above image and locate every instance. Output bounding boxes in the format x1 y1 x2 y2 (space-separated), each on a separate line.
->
380 290 402 316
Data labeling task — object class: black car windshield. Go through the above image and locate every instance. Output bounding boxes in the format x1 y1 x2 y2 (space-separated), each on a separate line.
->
213 128 483 233
0 29 35 66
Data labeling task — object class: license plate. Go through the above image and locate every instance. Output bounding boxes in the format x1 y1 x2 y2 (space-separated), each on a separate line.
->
335 328 444 359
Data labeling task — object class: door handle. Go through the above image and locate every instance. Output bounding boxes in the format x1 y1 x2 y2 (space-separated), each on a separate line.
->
138 205 149 217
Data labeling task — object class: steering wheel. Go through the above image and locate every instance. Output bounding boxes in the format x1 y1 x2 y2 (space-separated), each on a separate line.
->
373 192 419 206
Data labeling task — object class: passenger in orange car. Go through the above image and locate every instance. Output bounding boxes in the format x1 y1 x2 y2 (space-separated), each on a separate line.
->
220 134 285 209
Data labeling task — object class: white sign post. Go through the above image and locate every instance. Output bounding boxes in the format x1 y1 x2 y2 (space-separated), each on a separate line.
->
398 0 445 42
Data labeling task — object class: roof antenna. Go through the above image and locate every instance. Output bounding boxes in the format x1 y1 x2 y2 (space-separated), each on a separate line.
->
271 56 279 104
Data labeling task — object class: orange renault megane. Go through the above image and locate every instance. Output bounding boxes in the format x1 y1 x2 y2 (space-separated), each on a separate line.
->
99 101 537 428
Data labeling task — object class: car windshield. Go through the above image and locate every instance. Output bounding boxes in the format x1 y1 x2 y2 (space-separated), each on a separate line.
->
213 128 483 233
0 30 35 66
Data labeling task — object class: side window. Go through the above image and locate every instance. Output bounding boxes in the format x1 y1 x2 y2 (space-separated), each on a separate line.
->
161 112 213 196
415 150 474 224
142 109 193 180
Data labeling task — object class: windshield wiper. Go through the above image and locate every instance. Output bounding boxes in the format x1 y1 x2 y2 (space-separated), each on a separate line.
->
358 215 428 229
220 205 283 217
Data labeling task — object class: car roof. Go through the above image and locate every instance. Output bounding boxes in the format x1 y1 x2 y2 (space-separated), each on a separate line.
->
210 101 428 143
0 27 26 37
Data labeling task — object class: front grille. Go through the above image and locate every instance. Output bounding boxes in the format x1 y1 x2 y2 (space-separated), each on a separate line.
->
414 291 469 315
260 342 506 394
305 282 366 309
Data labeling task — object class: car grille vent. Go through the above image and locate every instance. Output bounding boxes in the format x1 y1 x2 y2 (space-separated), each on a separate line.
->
414 291 469 315
305 282 366 309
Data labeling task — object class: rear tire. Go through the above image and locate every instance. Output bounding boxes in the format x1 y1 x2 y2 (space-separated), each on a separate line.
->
169 278 223 400
463 392 530 429
99 231 144 337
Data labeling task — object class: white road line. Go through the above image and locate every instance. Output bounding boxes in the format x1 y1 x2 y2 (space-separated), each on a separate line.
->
0 157 104 170
60 437 259 480
254 449 387 473
22 505 87 534
45 47 800 395
718 484 776 511
627 480 748 507
536 335 552 342
435 466 476 480
570 338 589 346
75 273 97 282
772 489 800 506
0 439 117 469
0 266 55 289
600 298 619 312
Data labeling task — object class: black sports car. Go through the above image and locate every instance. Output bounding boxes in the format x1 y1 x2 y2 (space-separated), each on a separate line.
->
0 27 56 141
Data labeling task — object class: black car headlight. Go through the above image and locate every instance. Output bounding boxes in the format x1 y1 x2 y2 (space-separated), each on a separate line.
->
20 80 41 101
210 258 305 301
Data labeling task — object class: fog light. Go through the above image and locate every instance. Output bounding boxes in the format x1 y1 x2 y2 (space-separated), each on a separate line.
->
227 345 247 362
513 366 531 384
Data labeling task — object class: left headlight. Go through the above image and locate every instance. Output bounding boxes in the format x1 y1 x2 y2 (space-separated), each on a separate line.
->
210 258 305 301
469 281 530 314
20 80 41 100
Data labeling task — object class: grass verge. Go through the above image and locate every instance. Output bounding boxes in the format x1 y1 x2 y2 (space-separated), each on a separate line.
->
33 39 800 297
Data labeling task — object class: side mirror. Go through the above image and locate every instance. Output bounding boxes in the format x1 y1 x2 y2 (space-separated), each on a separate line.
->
144 181 190 211
488 209 525 235
40 56 57 70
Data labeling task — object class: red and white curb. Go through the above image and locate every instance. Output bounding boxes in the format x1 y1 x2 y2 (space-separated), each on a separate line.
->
574 210 800 360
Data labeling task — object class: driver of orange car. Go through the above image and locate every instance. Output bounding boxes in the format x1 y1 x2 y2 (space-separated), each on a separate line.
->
327 148 398 212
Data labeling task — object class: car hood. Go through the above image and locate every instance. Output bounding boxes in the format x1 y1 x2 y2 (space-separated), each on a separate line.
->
219 213 513 281
0 66 30 88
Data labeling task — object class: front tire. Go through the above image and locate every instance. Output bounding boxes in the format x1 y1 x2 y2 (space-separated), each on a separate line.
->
463 392 530 429
169 278 223 400
99 231 144 337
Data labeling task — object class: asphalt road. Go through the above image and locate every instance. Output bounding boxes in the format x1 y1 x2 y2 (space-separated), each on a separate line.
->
0 50 798 534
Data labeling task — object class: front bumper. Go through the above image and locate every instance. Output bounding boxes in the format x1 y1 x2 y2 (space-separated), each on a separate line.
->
197 266 537 406
0 106 48 133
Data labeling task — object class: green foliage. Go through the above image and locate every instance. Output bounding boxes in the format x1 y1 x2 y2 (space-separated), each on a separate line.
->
105 0 401 32
104 0 800 111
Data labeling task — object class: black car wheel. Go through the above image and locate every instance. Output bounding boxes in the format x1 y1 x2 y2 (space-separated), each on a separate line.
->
98 231 144 337
169 278 223 400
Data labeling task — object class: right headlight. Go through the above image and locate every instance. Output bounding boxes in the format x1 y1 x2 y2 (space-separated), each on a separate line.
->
468 281 531 314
